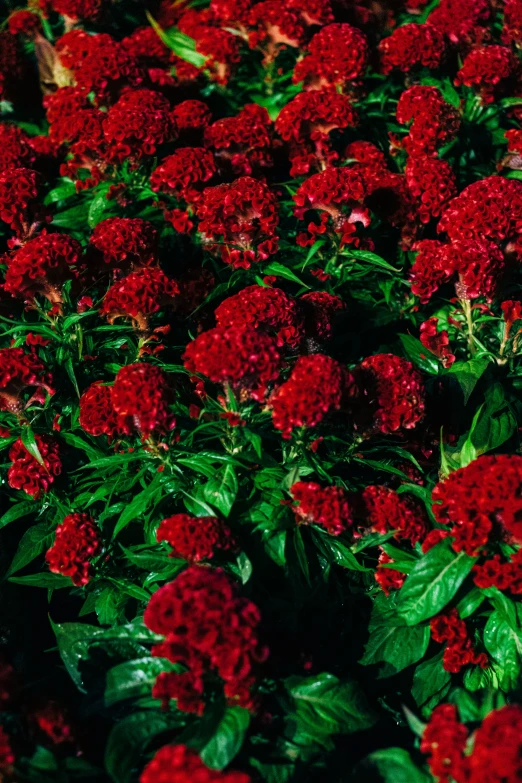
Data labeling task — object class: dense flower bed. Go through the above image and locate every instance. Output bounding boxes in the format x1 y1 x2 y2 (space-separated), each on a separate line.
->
1 0 522 781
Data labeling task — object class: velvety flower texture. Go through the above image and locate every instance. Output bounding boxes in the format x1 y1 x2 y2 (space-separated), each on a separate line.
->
361 485 427 545
214 285 305 348
0 123 37 171
395 85 461 157
378 23 445 74
89 218 158 271
204 104 273 177
375 550 406 596
293 23 369 90
432 454 522 554
270 354 351 438
299 291 345 341
46 513 101 586
150 148 216 204
183 326 281 401
197 176 279 268
144 566 268 711
157 514 237 562
0 167 40 237
352 354 425 434
455 46 519 103
420 317 455 367
103 89 177 163
468 704 522 782
100 267 179 329
430 608 488 673
421 704 469 783
291 481 354 535
111 364 176 437
4 233 83 305
8 435 61 498
427 0 490 45
140 745 251 783
0 347 54 414
405 156 457 224
79 382 118 440
51 0 104 20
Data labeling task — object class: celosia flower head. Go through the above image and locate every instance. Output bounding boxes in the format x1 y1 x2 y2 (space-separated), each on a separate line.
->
157 514 237 561
46 513 101 586
111 364 176 437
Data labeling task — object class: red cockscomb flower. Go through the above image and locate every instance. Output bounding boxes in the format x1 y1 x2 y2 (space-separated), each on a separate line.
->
0 347 54 414
89 218 158 271
151 147 216 204
361 485 427 545
379 23 445 74
157 514 238 562
8 435 61 498
79 382 119 440
294 23 369 91
46 513 101 586
291 481 354 535
100 267 179 329
111 364 176 437
140 745 251 783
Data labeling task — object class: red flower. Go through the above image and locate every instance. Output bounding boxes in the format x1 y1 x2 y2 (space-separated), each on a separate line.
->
293 23 369 91
121 27 172 66
184 325 281 401
351 354 425 434
204 104 273 176
378 23 445 74
396 85 461 157
420 317 455 368
344 141 387 168
0 347 54 413
291 481 354 536
361 485 427 545
422 528 450 552
8 9 42 36
469 704 522 782
140 745 251 783
430 608 488 673
4 233 83 306
427 0 490 45
455 45 519 103
172 100 212 135
375 550 406 596
100 267 179 329
102 89 177 163
79 382 119 440
8 435 61 498
276 90 358 176
503 0 522 45
214 285 305 348
51 0 104 20
299 291 345 341
196 177 279 268
0 167 40 237
405 156 457 224
432 454 522 554
210 0 252 24
421 704 469 783
89 218 158 271
247 1 305 56
286 0 333 25
0 123 37 171
111 364 176 438
157 514 237 562
151 147 216 204
270 354 352 438
144 566 268 711
46 513 101 586
152 671 205 714
31 701 75 745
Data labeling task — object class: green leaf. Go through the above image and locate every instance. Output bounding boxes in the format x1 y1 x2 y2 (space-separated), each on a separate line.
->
20 426 45 466
8 572 70 588
345 248 400 273
447 358 489 404
7 522 54 576
105 658 177 706
397 540 475 625
0 500 35 529
262 260 310 288
399 334 439 375
360 622 430 678
311 530 371 572
95 585 124 626
87 193 108 228
112 475 163 538
200 707 250 770
286 673 376 738
105 711 181 783
202 464 238 517
147 12 207 68
352 748 430 783
469 383 517 456
484 610 522 691
411 651 450 707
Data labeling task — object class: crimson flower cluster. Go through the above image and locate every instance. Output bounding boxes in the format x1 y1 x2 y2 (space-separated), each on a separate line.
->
45 513 101 586
291 481 354 536
156 514 238 562
140 745 250 783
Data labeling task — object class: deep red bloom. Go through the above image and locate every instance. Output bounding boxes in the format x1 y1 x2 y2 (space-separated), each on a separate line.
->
352 354 425 434
432 455 522 554
427 0 490 45
157 514 237 562
396 85 461 157
0 347 54 414
420 317 455 367
8 9 42 37
379 23 445 74
89 218 158 271
102 90 176 163
291 481 354 535
4 233 82 305
286 0 333 25
361 485 427 545
144 566 268 711
0 124 37 171
184 326 281 401
111 364 176 437
422 528 450 553
140 745 251 783
344 141 387 168
210 0 252 24
299 292 345 341
46 513 101 586
375 550 406 596
51 0 104 20
100 267 179 329
469 704 522 782
152 671 205 714
8 435 61 498
503 0 522 46
151 148 216 204
204 104 273 176
196 177 279 268
294 23 369 91
31 701 75 745
121 27 172 66
270 354 352 438
430 608 488 673
79 382 118 440
406 156 457 224
0 167 40 237
247 1 305 55
172 100 212 136
421 704 469 783
455 46 519 103
214 285 305 348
